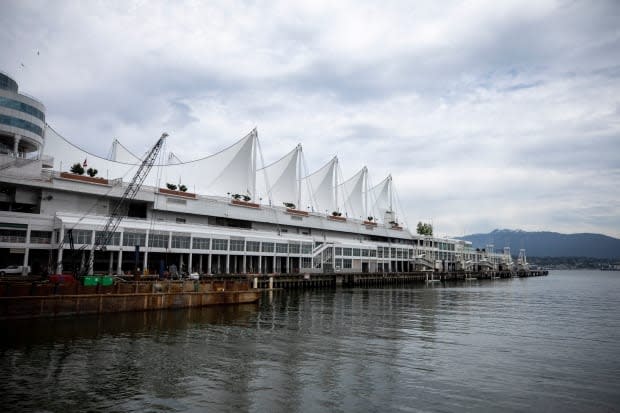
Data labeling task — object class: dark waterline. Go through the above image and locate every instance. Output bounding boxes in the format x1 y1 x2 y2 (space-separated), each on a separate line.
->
1 270 619 412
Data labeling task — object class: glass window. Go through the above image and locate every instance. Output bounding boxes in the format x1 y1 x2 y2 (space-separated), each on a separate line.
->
391 248 396 258
171 235 190 249
361 249 369 257
335 258 342 270
377 248 383 258
370 249 377 257
0 97 45 121
212 239 228 251
335 247 342 256
246 241 260 252
65 229 92 245
95 231 120 246
149 232 169 248
276 243 288 253
342 248 352 256
289 243 300 254
343 259 352 269
261 242 274 253
192 237 210 250
302 243 312 254
30 230 52 244
0 114 43 137
302 257 312 268
230 239 245 251
123 232 146 247
0 229 26 243
352 248 360 257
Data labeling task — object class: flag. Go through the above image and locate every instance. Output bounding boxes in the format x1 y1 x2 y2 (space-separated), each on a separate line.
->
83 158 87 167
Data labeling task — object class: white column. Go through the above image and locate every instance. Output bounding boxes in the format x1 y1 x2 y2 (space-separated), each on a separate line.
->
225 254 230 274
13 135 21 157
56 224 65 274
242 255 247 274
23 225 31 275
143 231 149 273
258 254 262 274
108 251 114 275
207 254 212 274
198 254 203 273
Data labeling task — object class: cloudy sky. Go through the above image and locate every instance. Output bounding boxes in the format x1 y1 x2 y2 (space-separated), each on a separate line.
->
2 0 619 238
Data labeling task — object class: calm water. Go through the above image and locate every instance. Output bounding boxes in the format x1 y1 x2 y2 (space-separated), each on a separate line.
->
1 270 620 412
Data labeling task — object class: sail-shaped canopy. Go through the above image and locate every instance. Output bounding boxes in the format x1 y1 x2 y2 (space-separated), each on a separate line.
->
301 157 337 214
109 139 141 163
368 175 392 223
339 166 366 220
44 126 258 198
167 152 182 164
257 145 300 207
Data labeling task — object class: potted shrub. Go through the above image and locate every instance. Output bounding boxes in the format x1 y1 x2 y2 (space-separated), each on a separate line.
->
86 168 98 177
166 183 178 190
179 184 188 192
70 163 85 175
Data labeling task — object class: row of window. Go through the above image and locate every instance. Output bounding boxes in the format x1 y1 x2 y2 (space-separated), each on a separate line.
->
64 230 314 253
0 114 44 137
0 97 45 121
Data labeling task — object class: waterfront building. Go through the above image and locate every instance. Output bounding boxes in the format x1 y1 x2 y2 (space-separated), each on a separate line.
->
0 72 510 276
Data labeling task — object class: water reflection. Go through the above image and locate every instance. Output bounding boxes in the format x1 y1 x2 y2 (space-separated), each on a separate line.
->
1 272 620 412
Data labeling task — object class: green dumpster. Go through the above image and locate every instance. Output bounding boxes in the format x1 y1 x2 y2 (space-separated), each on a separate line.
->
100 276 114 286
83 276 100 286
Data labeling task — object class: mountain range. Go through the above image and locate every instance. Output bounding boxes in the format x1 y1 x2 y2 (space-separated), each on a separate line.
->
456 229 620 259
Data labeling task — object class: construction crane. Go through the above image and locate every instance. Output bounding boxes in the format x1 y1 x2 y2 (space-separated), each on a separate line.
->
63 133 168 278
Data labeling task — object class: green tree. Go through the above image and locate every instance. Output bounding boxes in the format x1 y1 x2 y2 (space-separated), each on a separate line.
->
417 221 433 236
166 183 177 190
86 167 98 177
178 184 188 192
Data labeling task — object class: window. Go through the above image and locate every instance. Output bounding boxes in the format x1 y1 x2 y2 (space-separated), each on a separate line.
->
192 237 210 250
335 258 342 269
369 249 377 257
171 235 190 249
30 230 52 244
352 248 360 257
65 229 92 245
149 232 169 248
391 248 396 258
230 239 245 252
335 247 342 256
302 243 312 254
0 114 43 136
377 248 383 258
0 97 45 121
276 243 288 253
212 239 228 251
342 248 352 256
302 257 312 268
95 231 120 246
361 249 369 257
123 232 146 247
246 241 260 252
343 259 352 269
175 217 186 224
289 243 300 254
261 242 274 253
0 229 26 243
397 249 403 259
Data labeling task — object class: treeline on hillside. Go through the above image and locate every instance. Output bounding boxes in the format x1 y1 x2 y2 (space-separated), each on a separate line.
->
528 256 619 269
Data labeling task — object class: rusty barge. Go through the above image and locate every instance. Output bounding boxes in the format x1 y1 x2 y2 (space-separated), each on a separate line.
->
0 279 260 320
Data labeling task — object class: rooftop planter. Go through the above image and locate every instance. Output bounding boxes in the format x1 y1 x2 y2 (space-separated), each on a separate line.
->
328 215 346 222
158 187 197 199
363 220 377 227
59 172 109 186
231 199 260 208
391 224 403 230
286 208 309 216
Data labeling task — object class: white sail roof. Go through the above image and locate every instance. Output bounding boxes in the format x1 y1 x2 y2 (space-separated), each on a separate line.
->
301 157 337 214
44 126 258 198
109 139 141 163
368 175 392 223
257 145 300 207
340 166 366 220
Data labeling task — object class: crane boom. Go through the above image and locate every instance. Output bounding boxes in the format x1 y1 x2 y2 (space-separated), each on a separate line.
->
94 133 167 249
71 133 167 277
